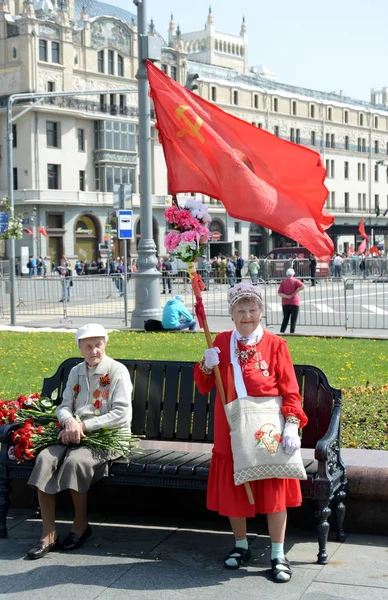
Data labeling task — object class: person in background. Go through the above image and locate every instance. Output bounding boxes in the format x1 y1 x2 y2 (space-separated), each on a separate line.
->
278 268 304 334
309 254 317 286
161 255 172 294
333 253 343 279
75 260 83 276
26 324 133 559
51 260 56 276
201 256 212 290
247 254 260 285
226 257 236 288
162 295 196 331
194 283 307 582
235 252 244 283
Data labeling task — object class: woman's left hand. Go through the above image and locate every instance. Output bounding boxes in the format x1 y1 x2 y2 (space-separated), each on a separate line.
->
58 419 86 445
282 422 301 455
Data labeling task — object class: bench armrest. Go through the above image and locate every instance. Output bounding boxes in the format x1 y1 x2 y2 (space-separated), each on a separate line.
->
314 406 342 462
0 423 22 443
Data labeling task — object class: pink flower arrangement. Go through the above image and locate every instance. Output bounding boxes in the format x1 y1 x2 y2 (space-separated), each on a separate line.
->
164 198 211 263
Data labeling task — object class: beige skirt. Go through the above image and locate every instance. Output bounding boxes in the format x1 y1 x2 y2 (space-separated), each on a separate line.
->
28 444 119 494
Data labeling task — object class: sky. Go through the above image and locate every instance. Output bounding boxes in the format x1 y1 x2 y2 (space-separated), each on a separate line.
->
105 0 388 103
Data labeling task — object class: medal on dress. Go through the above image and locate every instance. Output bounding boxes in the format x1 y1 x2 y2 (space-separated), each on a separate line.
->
256 352 270 376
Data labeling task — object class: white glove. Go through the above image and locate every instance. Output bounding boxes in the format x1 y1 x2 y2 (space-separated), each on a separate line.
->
204 347 220 369
282 422 301 455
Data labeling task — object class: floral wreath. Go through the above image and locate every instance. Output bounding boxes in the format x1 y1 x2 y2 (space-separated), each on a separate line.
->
164 197 211 263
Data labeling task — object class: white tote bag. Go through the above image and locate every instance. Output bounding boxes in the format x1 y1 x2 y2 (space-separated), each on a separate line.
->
224 395 307 486
226 330 307 486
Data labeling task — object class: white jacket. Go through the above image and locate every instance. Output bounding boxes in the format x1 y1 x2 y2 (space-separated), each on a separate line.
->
56 355 132 433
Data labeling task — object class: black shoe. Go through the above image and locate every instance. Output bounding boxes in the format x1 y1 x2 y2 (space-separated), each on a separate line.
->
60 524 92 552
27 537 59 560
161 291 166 294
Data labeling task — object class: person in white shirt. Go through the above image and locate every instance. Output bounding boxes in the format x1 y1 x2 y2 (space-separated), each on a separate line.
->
333 254 343 278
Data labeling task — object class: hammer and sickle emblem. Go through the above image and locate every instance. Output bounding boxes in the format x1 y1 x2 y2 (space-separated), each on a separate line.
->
175 105 205 144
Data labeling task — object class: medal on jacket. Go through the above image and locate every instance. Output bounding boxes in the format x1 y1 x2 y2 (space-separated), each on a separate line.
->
255 352 269 376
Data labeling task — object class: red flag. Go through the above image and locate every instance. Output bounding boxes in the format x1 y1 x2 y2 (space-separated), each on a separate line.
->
23 228 33 235
357 239 367 254
147 61 334 261
38 226 48 237
358 218 370 240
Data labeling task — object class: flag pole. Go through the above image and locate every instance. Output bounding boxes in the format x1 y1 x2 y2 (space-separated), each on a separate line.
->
189 265 255 506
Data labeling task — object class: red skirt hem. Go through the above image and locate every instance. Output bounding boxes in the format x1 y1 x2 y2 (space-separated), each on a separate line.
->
206 451 303 518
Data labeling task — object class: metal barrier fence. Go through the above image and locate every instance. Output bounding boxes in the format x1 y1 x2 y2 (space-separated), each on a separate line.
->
0 272 387 329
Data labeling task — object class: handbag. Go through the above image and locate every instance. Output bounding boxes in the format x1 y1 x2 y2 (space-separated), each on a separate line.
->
224 395 307 486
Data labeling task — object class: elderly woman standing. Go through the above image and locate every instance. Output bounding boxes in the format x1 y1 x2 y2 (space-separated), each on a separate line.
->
278 268 305 334
27 323 132 559
194 284 307 583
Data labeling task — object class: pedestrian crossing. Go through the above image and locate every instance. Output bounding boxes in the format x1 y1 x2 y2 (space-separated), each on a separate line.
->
265 301 387 315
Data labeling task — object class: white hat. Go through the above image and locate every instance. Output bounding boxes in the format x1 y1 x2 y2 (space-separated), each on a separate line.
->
75 323 108 344
227 283 263 309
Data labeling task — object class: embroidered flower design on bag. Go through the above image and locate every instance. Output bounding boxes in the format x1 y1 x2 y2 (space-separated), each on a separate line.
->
254 423 282 454
99 373 111 387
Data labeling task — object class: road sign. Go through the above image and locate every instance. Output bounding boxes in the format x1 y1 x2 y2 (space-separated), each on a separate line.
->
117 210 133 239
0 212 9 234
211 231 221 241
104 224 111 235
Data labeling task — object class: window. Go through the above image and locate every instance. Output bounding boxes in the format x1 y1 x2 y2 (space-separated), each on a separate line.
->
386 142 388 155
39 39 47 61
344 192 349 212
51 41 60 64
295 129 300 144
345 135 349 150
161 64 167 74
357 137 362 152
328 107 332 121
119 95 126 113
362 163 366 181
47 213 63 228
325 133 330 148
344 161 349 179
362 138 367 152
344 110 348 124
374 116 379 129
374 140 379 154
254 94 259 109
117 54 124 77
290 128 295 143
77 128 85 151
95 166 100 191
358 193 362 210
357 163 361 180
375 163 379 182
359 113 364 126
13 167 18 190
100 95 105 111
47 80 55 104
47 164 60 189
375 194 379 212
170 66 177 81
211 86 217 102
79 170 85 191
46 122 58 147
234 221 241 234
274 125 279 137
257 123 263 129
233 90 238 105
311 131 316 146
12 124 17 148
98 50 104 73
310 104 315 118
108 50 114 74
330 191 335 208
362 193 366 209
292 100 297 115
331 134 335 148
273 98 278 112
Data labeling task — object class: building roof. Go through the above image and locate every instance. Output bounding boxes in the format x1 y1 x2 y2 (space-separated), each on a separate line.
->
74 0 136 25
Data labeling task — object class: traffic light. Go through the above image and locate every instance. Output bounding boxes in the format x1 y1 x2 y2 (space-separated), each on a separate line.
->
185 72 199 91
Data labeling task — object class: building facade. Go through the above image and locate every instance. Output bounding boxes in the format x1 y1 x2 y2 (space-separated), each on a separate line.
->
0 2 387 265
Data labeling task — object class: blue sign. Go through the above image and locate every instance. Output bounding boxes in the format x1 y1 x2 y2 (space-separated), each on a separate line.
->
0 212 9 234
117 210 133 240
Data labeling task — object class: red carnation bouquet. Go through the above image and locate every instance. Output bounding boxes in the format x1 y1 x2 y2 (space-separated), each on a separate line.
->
0 393 139 463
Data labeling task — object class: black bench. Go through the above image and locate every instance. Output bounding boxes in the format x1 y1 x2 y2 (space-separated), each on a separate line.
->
0 359 347 564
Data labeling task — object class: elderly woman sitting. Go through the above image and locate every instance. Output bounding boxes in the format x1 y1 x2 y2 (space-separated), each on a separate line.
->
27 323 132 559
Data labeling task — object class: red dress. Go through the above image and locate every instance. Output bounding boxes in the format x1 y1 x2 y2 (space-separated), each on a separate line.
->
194 330 308 518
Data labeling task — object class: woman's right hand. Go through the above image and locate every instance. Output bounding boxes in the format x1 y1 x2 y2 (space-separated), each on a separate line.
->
204 347 220 369
59 417 86 445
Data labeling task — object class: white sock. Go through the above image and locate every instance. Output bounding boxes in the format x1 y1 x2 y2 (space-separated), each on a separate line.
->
225 538 248 568
271 542 290 581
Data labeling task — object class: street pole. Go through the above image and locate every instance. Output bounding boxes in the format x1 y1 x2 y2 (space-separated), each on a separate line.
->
131 0 162 328
7 98 17 325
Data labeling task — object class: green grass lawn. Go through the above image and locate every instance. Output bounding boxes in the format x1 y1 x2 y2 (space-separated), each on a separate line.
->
1 331 387 450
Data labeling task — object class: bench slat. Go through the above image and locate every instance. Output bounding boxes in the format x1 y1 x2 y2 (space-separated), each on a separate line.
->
317 385 334 441
192 387 209 441
131 363 150 435
146 364 165 438
161 365 180 439
176 364 195 440
162 452 210 475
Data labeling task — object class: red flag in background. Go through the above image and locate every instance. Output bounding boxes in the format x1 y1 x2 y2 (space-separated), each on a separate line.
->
38 226 48 237
357 239 367 255
23 228 33 235
358 218 370 240
147 61 334 261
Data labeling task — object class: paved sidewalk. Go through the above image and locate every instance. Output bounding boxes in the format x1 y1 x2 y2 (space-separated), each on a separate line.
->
1 509 387 600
